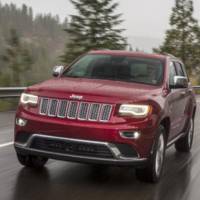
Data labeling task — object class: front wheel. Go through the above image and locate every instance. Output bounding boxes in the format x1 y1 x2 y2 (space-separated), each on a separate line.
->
175 118 194 152
136 125 166 183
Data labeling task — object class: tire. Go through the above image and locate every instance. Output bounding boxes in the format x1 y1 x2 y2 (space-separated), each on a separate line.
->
175 118 194 152
136 125 166 183
17 153 48 169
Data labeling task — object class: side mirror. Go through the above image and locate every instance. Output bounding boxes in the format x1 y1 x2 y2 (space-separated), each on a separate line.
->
52 65 64 77
172 76 188 88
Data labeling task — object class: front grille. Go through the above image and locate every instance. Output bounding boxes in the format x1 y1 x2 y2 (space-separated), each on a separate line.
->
89 104 101 121
101 104 113 122
78 102 89 120
30 137 114 158
58 100 68 118
40 98 49 115
48 99 58 116
67 101 79 119
39 97 113 122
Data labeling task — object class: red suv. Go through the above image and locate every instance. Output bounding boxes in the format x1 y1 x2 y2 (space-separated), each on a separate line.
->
14 51 196 182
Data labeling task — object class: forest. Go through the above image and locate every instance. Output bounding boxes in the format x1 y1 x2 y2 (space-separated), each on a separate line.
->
0 2 68 87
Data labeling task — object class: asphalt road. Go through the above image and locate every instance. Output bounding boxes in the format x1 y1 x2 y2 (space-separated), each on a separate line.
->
0 100 200 200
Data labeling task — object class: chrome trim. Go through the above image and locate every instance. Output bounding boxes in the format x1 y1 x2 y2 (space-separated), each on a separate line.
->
69 94 83 100
107 143 121 159
67 101 79 119
88 103 101 122
15 146 147 163
99 104 113 122
39 97 113 123
15 134 147 162
167 133 185 148
39 98 49 116
119 130 141 139
77 102 90 121
57 100 69 118
48 99 59 117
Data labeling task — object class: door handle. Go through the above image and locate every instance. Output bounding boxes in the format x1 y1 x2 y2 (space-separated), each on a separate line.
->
188 88 193 92
180 91 186 95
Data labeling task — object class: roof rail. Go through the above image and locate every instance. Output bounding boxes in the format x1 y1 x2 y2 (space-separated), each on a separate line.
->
90 48 110 51
162 52 177 59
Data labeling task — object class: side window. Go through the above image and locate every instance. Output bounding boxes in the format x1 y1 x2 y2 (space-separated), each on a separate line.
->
175 62 186 77
169 62 177 86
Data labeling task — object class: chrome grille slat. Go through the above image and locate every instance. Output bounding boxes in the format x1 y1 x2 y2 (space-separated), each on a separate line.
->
100 104 112 122
39 98 49 115
78 102 89 120
39 97 112 122
48 99 58 116
57 100 68 118
88 104 101 121
67 101 79 119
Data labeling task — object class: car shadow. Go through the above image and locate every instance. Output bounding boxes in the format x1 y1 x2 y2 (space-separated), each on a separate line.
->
11 151 193 200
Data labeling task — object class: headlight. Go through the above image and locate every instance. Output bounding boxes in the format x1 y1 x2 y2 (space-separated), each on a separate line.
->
119 104 152 118
20 93 38 105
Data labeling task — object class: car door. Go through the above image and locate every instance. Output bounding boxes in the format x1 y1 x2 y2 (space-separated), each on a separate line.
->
174 62 191 134
167 61 189 140
167 61 182 139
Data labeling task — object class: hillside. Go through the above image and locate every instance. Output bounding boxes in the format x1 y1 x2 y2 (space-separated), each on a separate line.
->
0 2 68 86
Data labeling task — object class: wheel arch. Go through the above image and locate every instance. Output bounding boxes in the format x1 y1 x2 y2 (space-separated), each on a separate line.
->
160 117 170 140
192 106 196 119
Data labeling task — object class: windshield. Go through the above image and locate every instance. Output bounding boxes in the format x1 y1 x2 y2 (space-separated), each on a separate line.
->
62 54 165 85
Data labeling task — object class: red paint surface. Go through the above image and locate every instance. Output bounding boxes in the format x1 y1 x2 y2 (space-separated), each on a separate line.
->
15 51 196 158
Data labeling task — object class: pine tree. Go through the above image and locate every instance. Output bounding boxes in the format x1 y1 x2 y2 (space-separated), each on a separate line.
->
61 0 127 64
154 0 200 73
1 29 33 86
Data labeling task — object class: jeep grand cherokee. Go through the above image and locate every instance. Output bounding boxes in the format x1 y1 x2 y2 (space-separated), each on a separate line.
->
14 50 196 182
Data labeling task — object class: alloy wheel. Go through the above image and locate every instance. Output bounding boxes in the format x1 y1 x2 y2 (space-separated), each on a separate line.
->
155 133 165 176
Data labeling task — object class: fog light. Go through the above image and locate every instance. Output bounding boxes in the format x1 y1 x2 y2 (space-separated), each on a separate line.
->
16 118 27 127
119 131 141 139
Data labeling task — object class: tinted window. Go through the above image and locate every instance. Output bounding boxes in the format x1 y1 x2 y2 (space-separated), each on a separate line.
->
62 54 165 85
169 62 177 86
175 62 185 77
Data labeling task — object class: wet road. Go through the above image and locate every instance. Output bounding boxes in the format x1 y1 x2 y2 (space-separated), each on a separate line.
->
0 101 200 200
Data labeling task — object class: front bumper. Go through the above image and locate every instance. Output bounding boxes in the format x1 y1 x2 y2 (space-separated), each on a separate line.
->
14 134 147 166
15 110 156 159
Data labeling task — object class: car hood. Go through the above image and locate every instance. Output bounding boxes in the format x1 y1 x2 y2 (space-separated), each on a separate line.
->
27 77 162 104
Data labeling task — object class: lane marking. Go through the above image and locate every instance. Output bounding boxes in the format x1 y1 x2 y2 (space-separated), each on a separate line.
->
0 142 13 148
